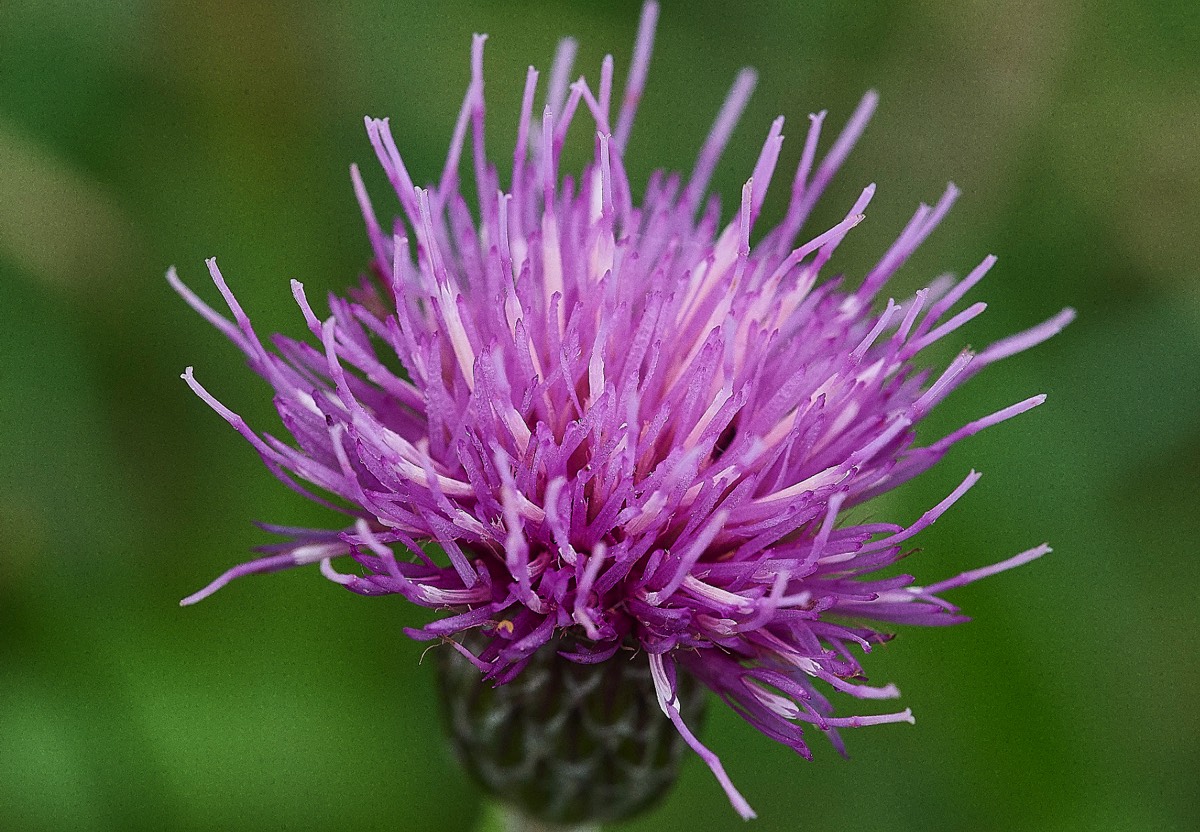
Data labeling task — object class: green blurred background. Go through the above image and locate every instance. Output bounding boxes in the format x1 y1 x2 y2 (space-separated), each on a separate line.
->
1 0 1197 830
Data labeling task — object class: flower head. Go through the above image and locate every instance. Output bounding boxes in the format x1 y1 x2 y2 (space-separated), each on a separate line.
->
173 2 1071 819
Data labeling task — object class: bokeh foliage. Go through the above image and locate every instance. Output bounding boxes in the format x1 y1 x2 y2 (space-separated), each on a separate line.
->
1 1 1197 830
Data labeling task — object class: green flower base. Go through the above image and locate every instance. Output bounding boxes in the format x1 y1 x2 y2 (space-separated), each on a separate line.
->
438 638 705 828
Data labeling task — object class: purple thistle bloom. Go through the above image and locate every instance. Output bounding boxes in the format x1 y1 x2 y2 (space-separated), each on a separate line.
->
172 3 1071 819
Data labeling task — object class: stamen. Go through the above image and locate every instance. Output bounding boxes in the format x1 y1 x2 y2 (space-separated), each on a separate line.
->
924 543 1051 594
650 653 756 820
614 0 659 151
749 116 785 221
350 163 387 269
513 66 539 195
683 68 757 216
790 90 878 228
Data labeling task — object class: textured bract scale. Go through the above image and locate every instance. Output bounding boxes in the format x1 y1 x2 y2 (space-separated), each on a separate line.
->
173 2 1071 819
437 637 704 825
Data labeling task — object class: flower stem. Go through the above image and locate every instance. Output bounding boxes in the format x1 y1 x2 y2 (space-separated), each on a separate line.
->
474 802 600 832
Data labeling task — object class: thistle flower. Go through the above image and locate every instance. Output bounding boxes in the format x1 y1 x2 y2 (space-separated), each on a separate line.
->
172 2 1072 821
